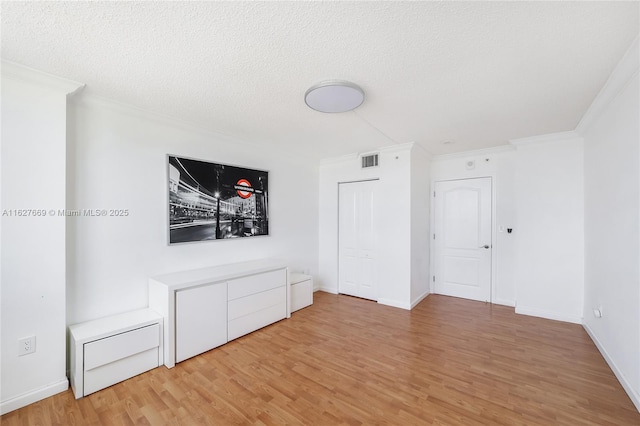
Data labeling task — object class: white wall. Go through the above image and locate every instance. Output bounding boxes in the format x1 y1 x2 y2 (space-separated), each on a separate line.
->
1 63 83 413
318 143 414 308
513 136 585 323
66 95 319 325
0 62 319 413
410 147 431 305
431 139 585 322
430 147 517 306
581 38 639 410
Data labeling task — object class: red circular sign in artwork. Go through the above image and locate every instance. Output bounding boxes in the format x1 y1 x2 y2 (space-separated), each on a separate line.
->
236 179 253 199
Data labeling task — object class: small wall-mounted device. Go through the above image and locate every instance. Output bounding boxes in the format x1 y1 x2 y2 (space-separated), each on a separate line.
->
465 160 475 170
507 228 513 233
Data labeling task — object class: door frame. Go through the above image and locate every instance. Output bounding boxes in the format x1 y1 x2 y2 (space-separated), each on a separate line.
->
337 178 380 300
430 175 497 304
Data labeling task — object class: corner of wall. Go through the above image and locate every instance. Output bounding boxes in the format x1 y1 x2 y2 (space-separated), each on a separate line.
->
410 145 431 305
576 35 639 136
1 60 85 95
583 323 640 412
580 32 640 413
1 64 83 413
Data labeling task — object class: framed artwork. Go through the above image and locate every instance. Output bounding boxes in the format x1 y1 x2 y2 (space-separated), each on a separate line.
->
168 155 269 244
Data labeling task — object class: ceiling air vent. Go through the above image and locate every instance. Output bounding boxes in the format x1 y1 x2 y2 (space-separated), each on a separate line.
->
361 153 379 169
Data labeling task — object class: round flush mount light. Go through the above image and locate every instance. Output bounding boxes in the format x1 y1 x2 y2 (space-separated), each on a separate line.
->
304 80 365 113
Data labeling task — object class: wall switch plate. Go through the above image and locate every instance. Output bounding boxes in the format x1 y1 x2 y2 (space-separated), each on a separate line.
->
18 336 36 356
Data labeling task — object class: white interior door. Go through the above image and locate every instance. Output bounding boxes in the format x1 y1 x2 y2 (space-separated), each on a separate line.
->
434 177 492 302
338 180 378 301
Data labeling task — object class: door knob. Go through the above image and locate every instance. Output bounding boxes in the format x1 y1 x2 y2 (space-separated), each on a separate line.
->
479 245 490 249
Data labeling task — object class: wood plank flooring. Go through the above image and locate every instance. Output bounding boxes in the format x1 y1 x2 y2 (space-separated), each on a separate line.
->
2 292 639 425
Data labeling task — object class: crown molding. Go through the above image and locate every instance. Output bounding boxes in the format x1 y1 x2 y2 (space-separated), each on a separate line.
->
72 92 312 164
320 142 415 166
1 60 84 95
509 35 638 147
576 35 639 135
378 141 415 153
509 130 581 147
72 92 245 143
413 142 434 159
432 144 515 161
319 153 360 166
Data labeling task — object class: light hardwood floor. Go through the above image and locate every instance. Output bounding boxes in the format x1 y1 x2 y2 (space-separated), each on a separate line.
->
2 292 639 425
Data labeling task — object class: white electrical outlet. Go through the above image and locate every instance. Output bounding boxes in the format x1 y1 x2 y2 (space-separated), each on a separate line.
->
18 336 36 356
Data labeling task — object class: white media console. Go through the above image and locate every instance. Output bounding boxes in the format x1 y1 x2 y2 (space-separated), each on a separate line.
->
148 259 290 368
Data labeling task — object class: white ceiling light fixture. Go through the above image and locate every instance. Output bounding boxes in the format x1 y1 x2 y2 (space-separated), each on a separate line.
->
304 80 365 113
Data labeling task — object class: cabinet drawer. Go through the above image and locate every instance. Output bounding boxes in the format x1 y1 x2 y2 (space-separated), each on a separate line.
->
228 302 286 341
291 280 313 312
84 348 159 396
228 269 285 301
228 286 285 321
84 324 159 371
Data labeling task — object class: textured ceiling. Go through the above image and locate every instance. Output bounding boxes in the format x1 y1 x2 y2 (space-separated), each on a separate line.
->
1 2 638 159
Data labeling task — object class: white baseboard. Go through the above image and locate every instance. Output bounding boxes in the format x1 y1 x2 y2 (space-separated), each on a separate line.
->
515 305 582 324
493 298 516 307
410 291 430 309
377 298 411 310
583 323 640 413
320 290 424 311
0 378 68 415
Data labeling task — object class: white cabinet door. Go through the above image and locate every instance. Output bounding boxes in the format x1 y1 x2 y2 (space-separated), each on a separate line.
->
176 282 227 362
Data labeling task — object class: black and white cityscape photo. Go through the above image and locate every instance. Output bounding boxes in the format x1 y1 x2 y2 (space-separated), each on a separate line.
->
168 156 268 244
